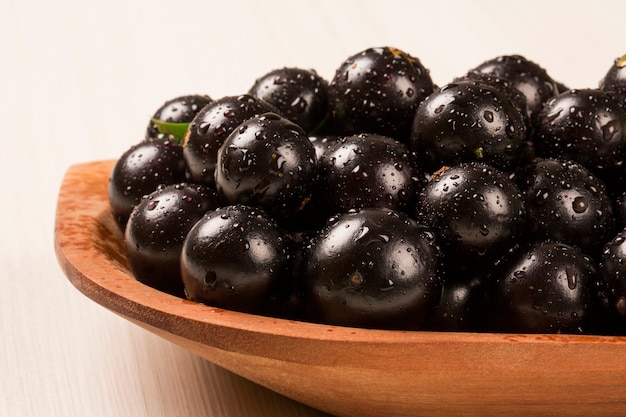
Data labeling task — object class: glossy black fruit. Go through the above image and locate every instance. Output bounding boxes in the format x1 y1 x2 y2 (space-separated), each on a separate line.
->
249 67 329 134
614 191 626 229
599 229 626 327
411 81 528 173
600 54 626 101
280 135 343 233
108 138 186 229
416 162 527 267
428 273 485 332
214 112 317 223
328 46 435 143
484 241 605 334
180 204 292 314
183 94 279 186
124 183 220 296
454 70 531 126
309 135 342 161
300 208 444 330
516 158 615 258
317 133 419 215
533 88 626 189
470 54 558 122
146 94 213 140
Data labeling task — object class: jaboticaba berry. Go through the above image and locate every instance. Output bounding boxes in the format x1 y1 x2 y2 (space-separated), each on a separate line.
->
146 94 213 140
300 207 444 330
468 54 559 124
483 241 605 335
248 67 330 134
533 88 626 191
180 204 292 314
416 162 527 269
328 46 435 144
515 158 615 259
108 138 186 229
183 95 279 186
411 81 528 173
317 133 419 215
124 182 221 297
214 112 317 225
600 228 626 326
600 54 626 103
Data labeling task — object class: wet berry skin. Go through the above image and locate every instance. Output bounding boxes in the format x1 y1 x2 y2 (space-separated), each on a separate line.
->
470 54 558 123
600 54 626 102
300 208 444 330
124 183 221 297
416 162 527 268
317 133 419 216
328 46 435 144
146 94 213 139
108 138 186 229
411 81 528 173
214 112 317 225
248 67 330 134
516 158 615 258
599 228 626 331
454 70 531 127
533 88 626 189
280 135 343 233
309 135 342 161
183 94 279 186
614 191 626 229
484 241 605 334
428 273 485 332
181 204 292 314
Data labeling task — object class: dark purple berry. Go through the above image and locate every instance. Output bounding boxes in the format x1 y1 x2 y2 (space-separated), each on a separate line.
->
416 162 527 267
300 208 444 330
328 46 434 143
124 183 220 296
249 67 329 134
181 205 292 314
516 158 615 258
533 88 626 189
108 138 186 229
484 241 605 334
599 229 626 332
318 133 419 215
183 94 279 186
214 113 317 224
411 81 528 172
470 54 559 123
146 94 213 139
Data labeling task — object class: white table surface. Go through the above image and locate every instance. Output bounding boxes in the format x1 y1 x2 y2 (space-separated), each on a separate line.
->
2 1 625 416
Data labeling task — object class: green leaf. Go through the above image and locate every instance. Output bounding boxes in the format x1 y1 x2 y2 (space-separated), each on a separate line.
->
151 119 190 142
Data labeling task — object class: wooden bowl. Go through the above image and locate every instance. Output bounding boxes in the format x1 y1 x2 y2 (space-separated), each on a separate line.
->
54 160 626 417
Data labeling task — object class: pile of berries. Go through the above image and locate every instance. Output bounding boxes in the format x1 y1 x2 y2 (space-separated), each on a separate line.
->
108 46 626 335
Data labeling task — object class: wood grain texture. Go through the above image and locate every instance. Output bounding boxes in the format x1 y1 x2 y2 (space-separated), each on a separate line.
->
55 160 626 417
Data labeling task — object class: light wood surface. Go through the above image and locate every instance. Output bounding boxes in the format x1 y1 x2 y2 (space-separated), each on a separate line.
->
4 1 626 416
55 160 626 416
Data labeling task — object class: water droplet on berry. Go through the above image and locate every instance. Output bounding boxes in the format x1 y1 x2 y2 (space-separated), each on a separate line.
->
572 196 588 213
566 266 578 290
602 119 621 142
